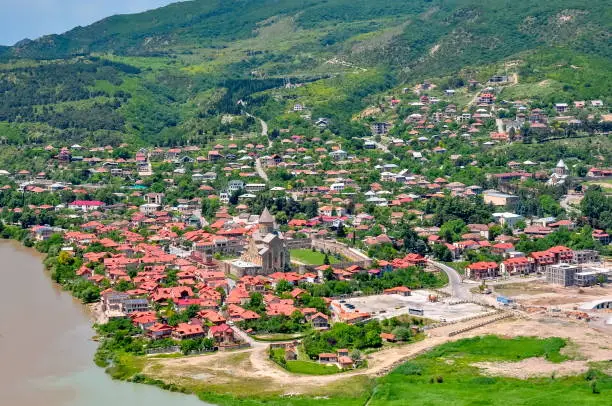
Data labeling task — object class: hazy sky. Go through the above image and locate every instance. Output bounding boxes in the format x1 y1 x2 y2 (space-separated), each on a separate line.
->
0 0 182 45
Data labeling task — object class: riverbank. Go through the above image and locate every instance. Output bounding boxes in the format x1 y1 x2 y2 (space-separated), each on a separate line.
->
0 240 207 406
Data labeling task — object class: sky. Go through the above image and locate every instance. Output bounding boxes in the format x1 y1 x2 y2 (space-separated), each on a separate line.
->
0 0 182 46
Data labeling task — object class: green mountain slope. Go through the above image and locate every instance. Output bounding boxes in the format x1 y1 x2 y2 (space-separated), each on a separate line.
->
7 0 611 66
0 0 610 146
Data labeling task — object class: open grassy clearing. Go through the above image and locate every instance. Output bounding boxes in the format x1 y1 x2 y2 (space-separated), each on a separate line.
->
285 360 342 375
290 249 342 265
125 332 612 405
370 335 611 406
443 261 469 275
251 332 309 341
585 179 612 193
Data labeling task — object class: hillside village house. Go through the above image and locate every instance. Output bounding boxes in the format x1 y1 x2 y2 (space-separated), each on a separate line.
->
68 200 106 212
308 312 330 329
483 190 518 207
371 122 391 135
500 257 532 275
465 262 499 279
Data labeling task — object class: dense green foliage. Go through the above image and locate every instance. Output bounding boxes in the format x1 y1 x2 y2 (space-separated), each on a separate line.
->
300 266 446 297
581 186 612 231
302 321 382 359
515 226 603 253
239 312 309 335
0 0 609 147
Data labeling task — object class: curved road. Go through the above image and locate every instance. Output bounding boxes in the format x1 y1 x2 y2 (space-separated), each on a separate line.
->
254 157 269 182
246 112 271 182
428 259 470 300
560 194 581 216
245 112 268 138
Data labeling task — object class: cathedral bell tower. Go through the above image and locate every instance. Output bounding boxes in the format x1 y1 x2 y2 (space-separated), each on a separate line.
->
258 207 275 234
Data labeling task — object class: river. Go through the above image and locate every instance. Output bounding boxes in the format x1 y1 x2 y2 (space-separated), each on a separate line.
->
0 241 210 406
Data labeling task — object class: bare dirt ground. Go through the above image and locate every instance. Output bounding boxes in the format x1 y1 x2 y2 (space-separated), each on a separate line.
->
474 316 612 363
472 358 589 378
143 312 612 397
495 281 612 308
88 302 108 324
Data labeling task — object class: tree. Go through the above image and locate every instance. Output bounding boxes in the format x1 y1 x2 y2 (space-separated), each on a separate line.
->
228 188 243 205
323 253 331 265
247 292 264 312
323 267 334 281
57 250 73 266
478 280 487 294
275 279 292 295
186 304 200 319
400 226 428 255
439 219 468 243
508 127 516 141
215 286 226 302
596 274 606 286
336 223 346 238
201 197 221 220
538 195 561 217
432 244 453 262
391 326 413 341
115 280 133 292
581 186 612 230
303 200 319 219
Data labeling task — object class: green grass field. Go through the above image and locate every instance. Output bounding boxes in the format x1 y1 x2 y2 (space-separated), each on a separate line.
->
443 261 469 275
251 332 310 341
585 179 612 193
121 334 611 406
285 360 342 375
290 249 342 265
370 335 612 405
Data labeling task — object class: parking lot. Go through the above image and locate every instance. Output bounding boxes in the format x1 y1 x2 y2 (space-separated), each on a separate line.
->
335 290 492 322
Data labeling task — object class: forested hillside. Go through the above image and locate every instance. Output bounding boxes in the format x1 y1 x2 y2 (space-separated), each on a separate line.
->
0 0 610 147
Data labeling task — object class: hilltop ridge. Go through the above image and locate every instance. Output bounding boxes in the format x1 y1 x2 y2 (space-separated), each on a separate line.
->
0 0 610 147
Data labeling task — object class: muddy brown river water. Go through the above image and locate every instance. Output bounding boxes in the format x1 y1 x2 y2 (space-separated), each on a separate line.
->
0 241 210 406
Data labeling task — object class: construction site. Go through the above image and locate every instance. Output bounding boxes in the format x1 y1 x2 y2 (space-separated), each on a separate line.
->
333 289 494 322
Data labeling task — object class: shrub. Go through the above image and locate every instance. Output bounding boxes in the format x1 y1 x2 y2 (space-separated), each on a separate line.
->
471 377 496 385
585 368 598 381
395 362 423 376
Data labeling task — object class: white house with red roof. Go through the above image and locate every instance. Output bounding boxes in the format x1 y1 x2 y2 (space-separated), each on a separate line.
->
68 200 106 212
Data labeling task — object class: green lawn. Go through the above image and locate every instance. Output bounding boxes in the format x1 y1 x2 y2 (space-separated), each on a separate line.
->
251 332 310 341
290 249 342 265
285 360 342 375
444 261 469 275
585 180 612 193
370 335 612 405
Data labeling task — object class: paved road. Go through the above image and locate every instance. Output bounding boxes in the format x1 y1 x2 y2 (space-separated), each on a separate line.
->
255 157 269 182
428 260 471 300
259 117 268 138
245 112 268 138
246 112 270 182
369 138 390 153
560 194 581 215
495 118 505 133
231 324 266 348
